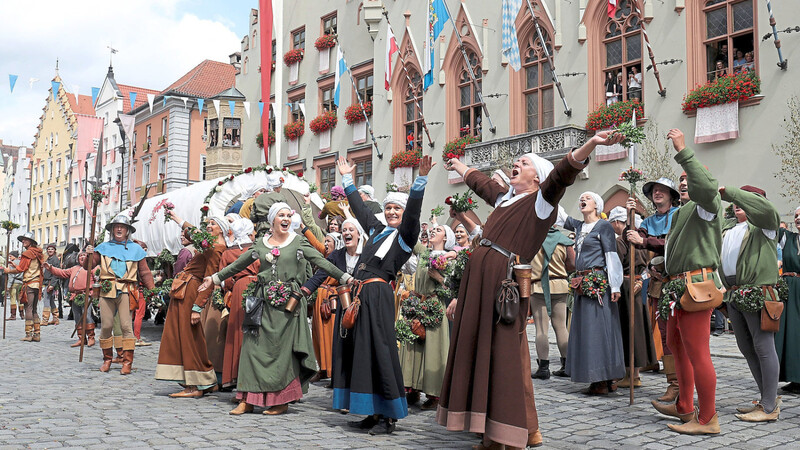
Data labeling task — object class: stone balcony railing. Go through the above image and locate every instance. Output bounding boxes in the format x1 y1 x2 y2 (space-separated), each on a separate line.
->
464 124 588 172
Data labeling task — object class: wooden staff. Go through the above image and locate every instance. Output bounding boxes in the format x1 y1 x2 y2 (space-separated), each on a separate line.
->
628 204 636 405
79 194 100 363
2 231 9 339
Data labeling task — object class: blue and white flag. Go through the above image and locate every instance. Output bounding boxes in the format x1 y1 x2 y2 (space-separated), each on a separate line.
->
423 0 450 90
333 46 347 107
502 0 523 71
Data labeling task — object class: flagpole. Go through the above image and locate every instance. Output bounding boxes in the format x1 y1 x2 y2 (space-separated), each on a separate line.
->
440 0 497 133
630 2 666 97
381 8 436 149
765 0 788 70
339 48 383 159
523 0 572 117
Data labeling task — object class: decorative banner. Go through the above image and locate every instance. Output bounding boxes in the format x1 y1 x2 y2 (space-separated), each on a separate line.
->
91 86 100 106
73 85 80 106
147 93 155 113
212 99 220 115
258 101 264 117
163 95 171 107
52 81 60 100
180 96 188 109
228 100 236 116
197 98 204 113
243 101 251 119
9 74 18 93
129 92 137 109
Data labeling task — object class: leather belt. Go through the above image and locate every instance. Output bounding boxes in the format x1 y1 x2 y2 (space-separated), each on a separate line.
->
577 268 604 276
783 272 799 278
479 238 514 259
667 267 714 282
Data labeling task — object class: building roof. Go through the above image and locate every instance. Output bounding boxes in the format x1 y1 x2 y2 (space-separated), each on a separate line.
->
66 93 96 116
212 87 246 100
117 84 160 113
161 59 236 99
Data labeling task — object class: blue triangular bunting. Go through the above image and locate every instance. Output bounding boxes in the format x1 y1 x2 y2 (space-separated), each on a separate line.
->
9 74 18 93
258 101 264 117
129 92 137 109
197 98 204 113
228 100 236 115
51 81 60 100
91 87 100 106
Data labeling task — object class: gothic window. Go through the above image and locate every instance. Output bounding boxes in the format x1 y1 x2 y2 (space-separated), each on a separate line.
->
603 0 644 105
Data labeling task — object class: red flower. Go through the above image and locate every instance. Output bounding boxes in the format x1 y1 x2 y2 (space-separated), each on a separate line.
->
296 170 304 178
217 181 224 186
229 175 235 180
445 196 453 205
201 206 209 212
468 199 473 204
266 168 273 174
244 167 253 173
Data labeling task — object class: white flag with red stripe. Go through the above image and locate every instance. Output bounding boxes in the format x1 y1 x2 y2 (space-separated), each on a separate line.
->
608 0 617 18
385 27 399 90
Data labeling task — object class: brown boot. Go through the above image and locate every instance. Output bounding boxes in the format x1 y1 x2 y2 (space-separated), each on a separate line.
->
658 355 679 403
112 337 123 363
71 326 84 348
527 429 543 447
120 338 135 375
32 322 41 342
99 338 114 372
668 412 720 435
8 305 17 320
85 324 96 347
40 308 50 326
20 321 33 341
651 400 695 422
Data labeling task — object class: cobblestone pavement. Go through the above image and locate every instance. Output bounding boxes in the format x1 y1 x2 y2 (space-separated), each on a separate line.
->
0 310 798 449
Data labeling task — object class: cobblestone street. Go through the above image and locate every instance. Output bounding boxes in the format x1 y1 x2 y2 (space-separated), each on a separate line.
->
0 312 798 449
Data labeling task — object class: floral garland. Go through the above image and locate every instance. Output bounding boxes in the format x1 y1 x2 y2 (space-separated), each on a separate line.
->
442 135 480 161
72 293 99 308
149 199 175 224
100 280 112 293
211 288 226 311
309 110 338 135
241 281 259 309
580 270 609 304
314 34 337 50
658 278 686 320
145 287 167 309
265 280 292 308
681 71 760 112
153 248 176 271
729 283 786 313
445 191 477 213
400 293 445 327
284 121 305 141
0 220 20 231
283 48 304 66
395 318 417 345
389 147 422 170
777 278 789 302
619 166 645 193
344 102 372 125
585 99 644 132
186 226 217 252
90 188 107 204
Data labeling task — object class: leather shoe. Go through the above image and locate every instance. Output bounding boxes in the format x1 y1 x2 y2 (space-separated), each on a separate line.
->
527 429 543 447
229 402 254 415
169 389 204 398
736 400 759 414
651 400 695 422
348 415 379 429
368 418 396 435
668 412 720 435
735 399 780 422
584 382 608 396
263 404 289 415
420 397 439 410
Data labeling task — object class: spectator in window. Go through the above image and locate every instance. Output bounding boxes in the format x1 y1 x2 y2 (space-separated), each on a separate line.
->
616 72 624 102
742 52 755 72
716 43 729 64
628 67 642 101
223 134 232 146
605 72 620 105
733 49 746 72
713 61 728 82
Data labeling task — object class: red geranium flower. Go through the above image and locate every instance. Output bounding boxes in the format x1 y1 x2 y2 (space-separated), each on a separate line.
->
266 168 273 174
445 196 453 205
244 167 253 173
217 181 224 186
296 170 304 177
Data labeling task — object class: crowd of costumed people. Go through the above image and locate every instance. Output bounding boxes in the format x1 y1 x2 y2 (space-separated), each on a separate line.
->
4 127 800 447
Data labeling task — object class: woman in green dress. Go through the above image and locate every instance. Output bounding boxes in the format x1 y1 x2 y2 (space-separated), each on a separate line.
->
400 223 457 410
777 206 800 393
201 202 352 415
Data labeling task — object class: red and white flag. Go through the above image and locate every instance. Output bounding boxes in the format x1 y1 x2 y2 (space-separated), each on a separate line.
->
385 27 399 90
608 0 617 18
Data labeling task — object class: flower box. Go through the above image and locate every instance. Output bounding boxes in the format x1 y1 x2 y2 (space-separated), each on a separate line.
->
314 34 337 51
442 135 480 161
284 121 305 141
256 130 276 148
344 102 372 125
681 71 760 113
309 110 338 135
283 49 304 66
389 147 422 170
585 99 644 132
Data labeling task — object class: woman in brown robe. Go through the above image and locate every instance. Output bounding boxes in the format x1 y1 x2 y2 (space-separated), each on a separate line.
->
155 212 227 398
438 131 624 449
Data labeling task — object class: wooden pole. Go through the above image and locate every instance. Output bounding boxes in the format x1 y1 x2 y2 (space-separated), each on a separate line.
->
79 197 99 363
2 232 9 339
628 207 636 405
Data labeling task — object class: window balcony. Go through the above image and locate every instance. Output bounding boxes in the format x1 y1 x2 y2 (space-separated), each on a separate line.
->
158 135 167 146
143 142 150 152
464 125 588 172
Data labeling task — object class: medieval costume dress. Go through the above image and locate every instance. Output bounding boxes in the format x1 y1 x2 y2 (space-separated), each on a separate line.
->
212 229 347 409
777 224 800 388
563 215 625 389
438 151 588 449
155 221 224 389
303 246 347 379
332 172 427 430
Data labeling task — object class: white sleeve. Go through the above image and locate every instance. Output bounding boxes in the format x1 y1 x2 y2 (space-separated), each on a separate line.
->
554 205 568 228
762 229 777 240
535 192 555 220
469 225 482 240
696 205 717 222
605 252 624 294
779 233 787 249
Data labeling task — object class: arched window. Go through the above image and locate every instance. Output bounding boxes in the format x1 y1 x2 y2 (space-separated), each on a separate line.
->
603 0 643 105
457 52 482 138
252 29 258 48
403 71 424 150
522 29 554 131
243 56 249 75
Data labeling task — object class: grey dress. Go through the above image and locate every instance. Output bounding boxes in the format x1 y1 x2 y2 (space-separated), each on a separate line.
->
563 217 626 383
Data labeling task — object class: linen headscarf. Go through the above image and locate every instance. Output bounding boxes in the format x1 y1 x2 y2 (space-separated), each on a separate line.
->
358 185 375 200
492 169 511 188
267 202 292 226
231 217 254 249
266 172 284 190
331 185 346 200
383 191 409 210
579 191 604 215
342 218 366 253
327 232 345 250
208 216 233 247
441 224 456 251
495 153 554 206
608 206 627 223
240 185 266 201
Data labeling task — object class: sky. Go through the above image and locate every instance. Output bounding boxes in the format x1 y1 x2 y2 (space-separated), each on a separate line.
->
0 0 258 147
